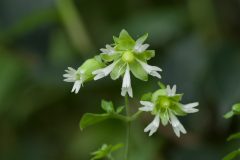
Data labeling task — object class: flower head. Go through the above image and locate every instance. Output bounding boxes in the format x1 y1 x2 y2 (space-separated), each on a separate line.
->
139 84 199 137
63 57 104 94
93 29 162 97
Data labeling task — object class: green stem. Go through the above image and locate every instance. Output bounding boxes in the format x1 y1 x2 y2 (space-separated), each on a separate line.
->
124 95 130 160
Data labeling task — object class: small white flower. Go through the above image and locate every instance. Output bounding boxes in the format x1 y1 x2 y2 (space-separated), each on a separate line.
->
166 85 176 97
181 102 199 113
134 38 149 53
121 65 133 97
137 59 162 79
139 101 154 112
100 44 115 55
169 112 186 137
63 67 84 94
93 60 120 80
144 115 160 136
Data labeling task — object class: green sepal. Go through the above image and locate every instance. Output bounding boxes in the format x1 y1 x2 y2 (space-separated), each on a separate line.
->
223 149 240 160
129 60 148 81
80 113 111 130
100 52 121 62
227 132 240 141
160 110 169 126
170 94 183 102
78 58 105 82
110 60 126 80
115 29 135 51
170 103 187 116
141 92 153 101
101 100 115 113
135 50 155 61
151 89 167 102
91 143 124 160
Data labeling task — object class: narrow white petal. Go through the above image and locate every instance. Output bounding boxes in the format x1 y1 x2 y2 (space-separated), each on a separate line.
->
92 60 119 80
139 101 154 112
137 59 162 79
166 85 172 96
71 80 82 94
182 102 199 113
169 112 186 137
144 115 160 136
121 65 133 97
172 85 177 96
166 85 177 97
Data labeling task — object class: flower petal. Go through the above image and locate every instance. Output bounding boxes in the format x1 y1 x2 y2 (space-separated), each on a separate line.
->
144 115 160 136
136 59 162 79
121 65 133 97
139 101 154 112
169 112 186 137
71 80 82 94
182 102 199 113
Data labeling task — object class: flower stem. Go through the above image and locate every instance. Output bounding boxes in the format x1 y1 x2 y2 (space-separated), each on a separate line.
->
124 95 130 160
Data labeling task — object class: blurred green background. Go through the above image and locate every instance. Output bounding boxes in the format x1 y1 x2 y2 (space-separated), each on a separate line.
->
0 0 240 159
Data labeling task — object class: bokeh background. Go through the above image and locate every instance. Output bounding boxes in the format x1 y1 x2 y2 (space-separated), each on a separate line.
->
1 0 240 159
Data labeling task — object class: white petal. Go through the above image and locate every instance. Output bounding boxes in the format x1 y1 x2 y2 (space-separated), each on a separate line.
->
71 80 82 94
169 112 186 137
182 102 199 113
137 60 162 79
144 115 160 136
92 60 119 80
139 101 154 112
166 85 177 97
100 44 115 55
121 65 133 97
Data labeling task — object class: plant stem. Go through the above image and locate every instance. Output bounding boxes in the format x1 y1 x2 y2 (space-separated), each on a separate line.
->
124 95 130 160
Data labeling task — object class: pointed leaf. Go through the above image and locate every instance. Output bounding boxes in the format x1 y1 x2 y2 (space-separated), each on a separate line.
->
224 111 234 119
227 132 240 141
80 113 111 130
101 100 114 113
223 149 240 160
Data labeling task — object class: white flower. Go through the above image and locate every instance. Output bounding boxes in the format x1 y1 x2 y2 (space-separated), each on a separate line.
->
100 44 115 55
121 65 133 97
134 38 149 53
144 115 160 136
93 60 120 80
169 112 186 137
63 67 84 94
166 85 176 97
137 59 162 79
139 101 154 111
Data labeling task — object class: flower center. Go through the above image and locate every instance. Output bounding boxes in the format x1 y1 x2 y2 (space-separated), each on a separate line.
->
156 97 171 110
122 51 135 63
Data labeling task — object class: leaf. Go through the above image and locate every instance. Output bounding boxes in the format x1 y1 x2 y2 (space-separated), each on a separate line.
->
227 132 240 141
101 100 114 113
224 111 234 119
223 149 240 160
129 60 148 81
116 106 125 114
80 113 111 130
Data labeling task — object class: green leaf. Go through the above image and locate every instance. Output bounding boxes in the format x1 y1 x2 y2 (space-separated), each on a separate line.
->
116 106 125 114
141 92 152 101
80 113 111 130
129 60 148 81
224 111 234 119
101 100 114 113
232 103 240 114
115 29 135 50
223 149 240 160
110 60 126 80
227 132 240 141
